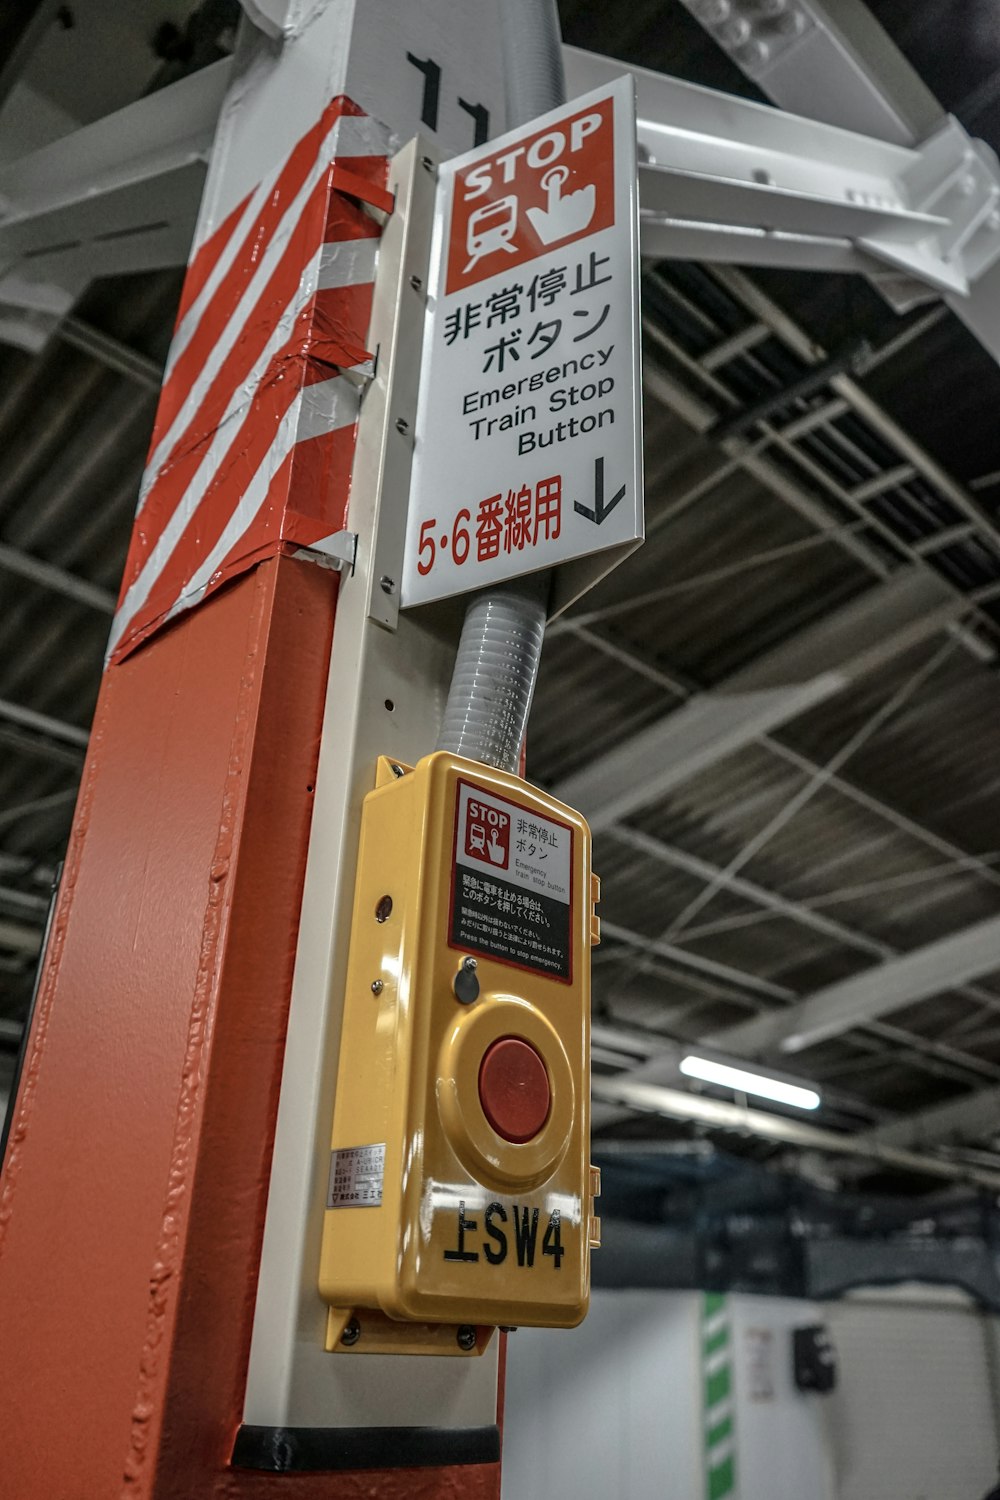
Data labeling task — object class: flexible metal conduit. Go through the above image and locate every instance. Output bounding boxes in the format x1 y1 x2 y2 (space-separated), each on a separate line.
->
436 0 566 772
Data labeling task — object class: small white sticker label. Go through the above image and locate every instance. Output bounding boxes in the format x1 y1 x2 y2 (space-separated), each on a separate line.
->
327 1143 386 1208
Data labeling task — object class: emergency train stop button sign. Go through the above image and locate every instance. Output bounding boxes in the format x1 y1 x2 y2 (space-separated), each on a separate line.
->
403 76 642 612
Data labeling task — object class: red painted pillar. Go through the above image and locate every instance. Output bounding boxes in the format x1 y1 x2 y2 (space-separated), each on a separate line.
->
0 555 501 1498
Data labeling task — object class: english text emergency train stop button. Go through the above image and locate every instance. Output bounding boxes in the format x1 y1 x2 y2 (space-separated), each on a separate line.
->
478 1036 551 1144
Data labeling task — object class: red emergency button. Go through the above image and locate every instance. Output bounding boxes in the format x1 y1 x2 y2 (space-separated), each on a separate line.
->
478 1037 551 1143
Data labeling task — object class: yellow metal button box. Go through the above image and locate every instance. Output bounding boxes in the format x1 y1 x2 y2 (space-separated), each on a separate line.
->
318 751 598 1351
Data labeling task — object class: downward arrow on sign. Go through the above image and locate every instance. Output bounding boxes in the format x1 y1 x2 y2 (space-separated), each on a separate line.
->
574 456 626 526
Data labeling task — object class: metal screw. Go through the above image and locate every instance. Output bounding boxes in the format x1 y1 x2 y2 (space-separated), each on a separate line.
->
380 575 395 595
371 979 384 995
456 1325 477 1351
395 417 409 434
389 761 405 778
375 894 393 923
341 1318 361 1347
409 274 423 291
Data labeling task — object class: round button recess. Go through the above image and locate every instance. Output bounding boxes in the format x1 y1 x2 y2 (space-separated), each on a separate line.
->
478 1037 551 1144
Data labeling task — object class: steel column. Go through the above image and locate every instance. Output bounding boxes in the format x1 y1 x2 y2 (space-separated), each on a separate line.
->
0 560 344 1495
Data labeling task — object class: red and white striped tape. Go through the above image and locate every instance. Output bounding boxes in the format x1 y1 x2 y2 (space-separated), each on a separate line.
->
108 97 391 664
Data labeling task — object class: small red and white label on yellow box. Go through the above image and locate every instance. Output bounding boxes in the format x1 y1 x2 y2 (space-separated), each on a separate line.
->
403 76 643 612
451 780 574 980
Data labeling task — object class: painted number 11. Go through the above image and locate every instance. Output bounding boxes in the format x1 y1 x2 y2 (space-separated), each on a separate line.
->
406 53 491 146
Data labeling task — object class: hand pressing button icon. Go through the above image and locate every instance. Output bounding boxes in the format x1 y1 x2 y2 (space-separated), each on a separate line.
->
487 829 506 864
527 165 596 246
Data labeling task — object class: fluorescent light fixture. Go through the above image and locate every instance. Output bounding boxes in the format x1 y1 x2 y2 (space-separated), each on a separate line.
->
680 1054 820 1110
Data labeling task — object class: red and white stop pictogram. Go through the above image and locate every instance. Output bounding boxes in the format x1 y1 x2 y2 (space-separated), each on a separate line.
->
465 798 510 869
446 98 615 295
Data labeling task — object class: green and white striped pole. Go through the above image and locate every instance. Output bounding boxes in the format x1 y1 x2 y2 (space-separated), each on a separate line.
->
702 1292 738 1500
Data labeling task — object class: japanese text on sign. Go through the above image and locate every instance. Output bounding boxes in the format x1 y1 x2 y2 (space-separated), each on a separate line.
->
416 475 561 581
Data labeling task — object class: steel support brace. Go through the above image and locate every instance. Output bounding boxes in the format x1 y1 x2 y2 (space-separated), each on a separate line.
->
0 59 233 354
563 46 1000 348
7 33 1000 361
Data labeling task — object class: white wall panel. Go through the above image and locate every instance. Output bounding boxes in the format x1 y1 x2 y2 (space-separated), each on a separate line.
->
730 1294 836 1500
826 1289 1000 1500
501 1290 701 1500
502 1285 1000 1499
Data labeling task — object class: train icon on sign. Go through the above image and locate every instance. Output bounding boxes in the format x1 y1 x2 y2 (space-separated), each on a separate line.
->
464 196 519 273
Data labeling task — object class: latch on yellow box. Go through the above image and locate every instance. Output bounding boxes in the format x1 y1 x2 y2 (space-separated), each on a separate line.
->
318 751 599 1354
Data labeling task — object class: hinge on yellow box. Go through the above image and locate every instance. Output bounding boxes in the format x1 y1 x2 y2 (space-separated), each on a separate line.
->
590 870 601 946
589 1165 601 1248
326 1306 493 1357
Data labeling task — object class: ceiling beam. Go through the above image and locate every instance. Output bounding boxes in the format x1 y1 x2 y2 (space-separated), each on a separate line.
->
554 681 835 834
669 2 1000 374
57 316 164 393
714 914 1000 1057
592 1045 684 1132
591 1074 1000 1192
0 723 84 771
0 698 88 750
571 622 1000 891
610 823 888 960
857 1086 1000 1154
0 1018 24 1047
552 568 958 831
690 0 944 147
0 58 231 355
0 541 116 613
0 1 65 112
0 885 48 918
0 919 42 958
0 788 79 836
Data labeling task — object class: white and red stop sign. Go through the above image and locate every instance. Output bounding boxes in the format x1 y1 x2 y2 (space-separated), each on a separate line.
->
404 76 644 613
